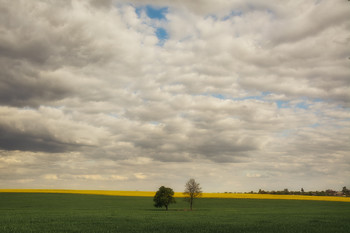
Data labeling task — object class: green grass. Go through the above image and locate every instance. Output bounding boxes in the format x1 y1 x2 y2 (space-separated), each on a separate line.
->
1 193 349 233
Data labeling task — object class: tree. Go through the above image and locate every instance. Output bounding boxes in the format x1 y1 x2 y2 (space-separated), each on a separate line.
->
183 178 202 210
342 186 350 197
153 186 176 211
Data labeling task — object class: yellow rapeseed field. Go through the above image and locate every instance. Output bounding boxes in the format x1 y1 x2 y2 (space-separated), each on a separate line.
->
0 189 155 197
196 192 350 202
1 189 349 202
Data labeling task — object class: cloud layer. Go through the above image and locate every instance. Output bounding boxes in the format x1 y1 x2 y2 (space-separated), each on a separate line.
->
0 0 349 192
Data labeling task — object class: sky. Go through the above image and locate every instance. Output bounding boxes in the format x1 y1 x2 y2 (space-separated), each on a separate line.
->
0 0 349 193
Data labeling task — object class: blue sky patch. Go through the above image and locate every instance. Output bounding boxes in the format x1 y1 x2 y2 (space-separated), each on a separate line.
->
295 102 309 109
135 6 142 18
135 5 169 45
222 10 243 21
211 94 226 99
136 5 168 20
156 27 168 41
276 100 290 108
146 6 168 20
232 95 265 101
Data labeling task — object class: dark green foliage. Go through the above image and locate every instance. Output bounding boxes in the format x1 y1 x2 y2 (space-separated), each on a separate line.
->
257 188 344 196
153 186 176 210
342 186 350 196
1 193 350 233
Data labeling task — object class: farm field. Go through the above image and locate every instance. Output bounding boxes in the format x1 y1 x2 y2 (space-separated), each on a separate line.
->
1 189 349 202
1 193 350 233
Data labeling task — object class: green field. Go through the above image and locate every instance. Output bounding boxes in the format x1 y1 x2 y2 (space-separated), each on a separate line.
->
1 193 349 233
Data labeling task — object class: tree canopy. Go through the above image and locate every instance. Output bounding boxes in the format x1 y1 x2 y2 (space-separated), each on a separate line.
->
153 186 176 211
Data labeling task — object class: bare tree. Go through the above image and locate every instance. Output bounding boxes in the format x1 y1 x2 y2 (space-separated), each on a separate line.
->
183 178 202 210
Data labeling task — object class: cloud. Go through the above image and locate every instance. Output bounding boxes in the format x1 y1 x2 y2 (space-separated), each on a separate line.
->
0 106 110 153
43 174 59 180
0 58 73 107
134 173 147 179
268 0 350 45
0 0 349 192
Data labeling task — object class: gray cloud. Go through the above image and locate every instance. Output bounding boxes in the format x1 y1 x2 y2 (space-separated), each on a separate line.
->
0 106 110 153
268 0 350 45
0 59 73 107
0 124 79 153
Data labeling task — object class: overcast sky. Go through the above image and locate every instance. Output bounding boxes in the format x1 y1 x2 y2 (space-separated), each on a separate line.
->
0 0 349 193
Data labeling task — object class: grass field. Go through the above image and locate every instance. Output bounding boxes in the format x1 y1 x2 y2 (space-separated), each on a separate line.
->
1 193 350 233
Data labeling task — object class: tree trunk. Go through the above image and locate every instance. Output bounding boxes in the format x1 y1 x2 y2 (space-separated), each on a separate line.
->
165 205 168 211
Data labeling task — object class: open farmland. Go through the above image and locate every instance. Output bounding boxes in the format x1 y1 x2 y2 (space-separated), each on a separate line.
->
1 192 349 233
2 189 349 202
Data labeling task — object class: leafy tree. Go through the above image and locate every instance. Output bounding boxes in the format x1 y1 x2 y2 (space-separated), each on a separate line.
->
184 178 202 211
342 186 350 197
153 186 176 211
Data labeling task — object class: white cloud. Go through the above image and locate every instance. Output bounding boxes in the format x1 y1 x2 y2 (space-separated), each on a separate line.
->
134 173 147 179
246 173 262 178
43 174 59 180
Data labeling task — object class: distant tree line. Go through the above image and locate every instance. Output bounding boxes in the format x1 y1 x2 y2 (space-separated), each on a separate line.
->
246 186 350 197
